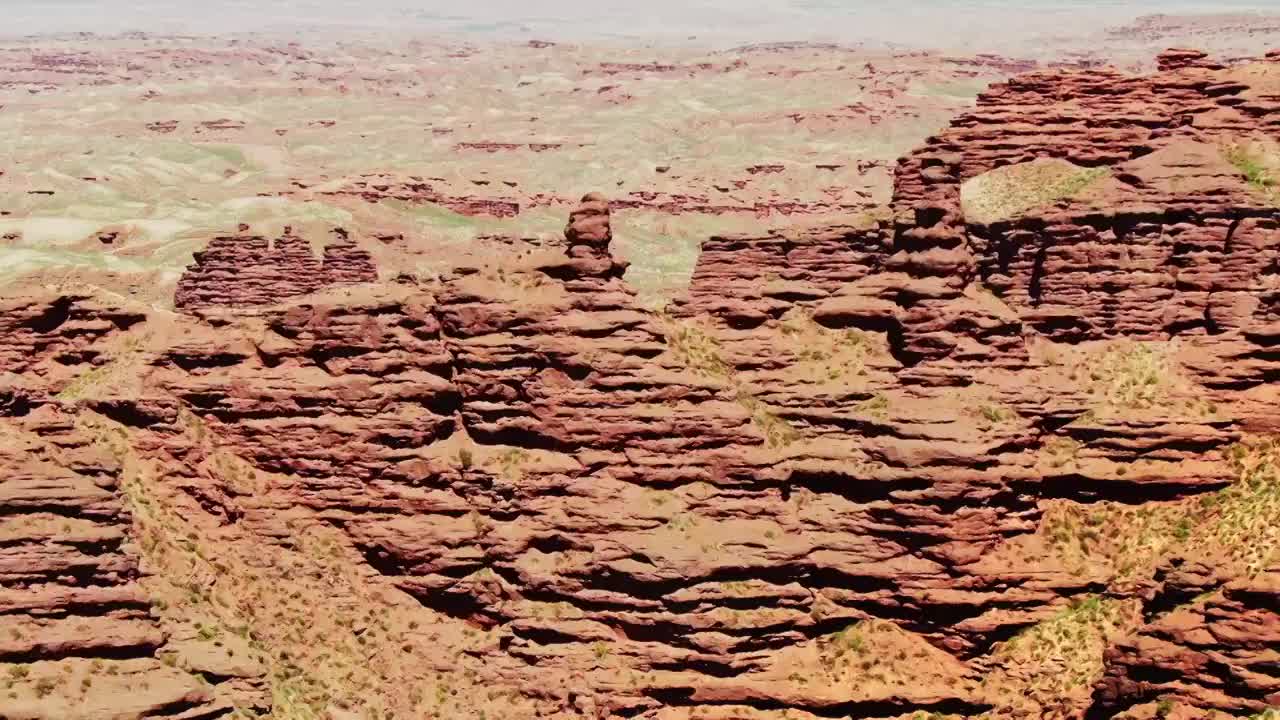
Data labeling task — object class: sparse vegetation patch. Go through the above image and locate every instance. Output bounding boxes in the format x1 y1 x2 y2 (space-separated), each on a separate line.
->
777 308 879 383
661 315 802 447
1224 138 1279 201
961 158 1110 224
1041 435 1280 580
663 318 732 378
982 596 1141 712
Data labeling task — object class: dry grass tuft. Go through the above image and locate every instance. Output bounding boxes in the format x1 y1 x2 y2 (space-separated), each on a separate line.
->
1040 436 1280 581
766 619 971 698
981 596 1142 713
1034 339 1213 421
776 308 879 384
1079 341 1179 411
663 319 733 378
1223 136 1279 201
56 332 150 402
961 158 1109 224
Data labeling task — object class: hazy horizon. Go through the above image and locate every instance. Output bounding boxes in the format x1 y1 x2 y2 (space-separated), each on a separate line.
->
5 0 1279 50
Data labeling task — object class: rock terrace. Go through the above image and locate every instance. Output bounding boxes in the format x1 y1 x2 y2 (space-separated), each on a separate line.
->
2 48 1280 720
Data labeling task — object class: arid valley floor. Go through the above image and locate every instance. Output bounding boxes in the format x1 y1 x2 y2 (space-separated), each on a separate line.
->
4 7 1280 720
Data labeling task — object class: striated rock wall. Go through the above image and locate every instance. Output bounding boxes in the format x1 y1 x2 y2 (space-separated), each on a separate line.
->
1092 560 1280 717
173 229 377 312
683 47 1280 381
112 170 1269 718
4 49 1280 720
641 47 1280 715
0 293 145 378
0 406 269 719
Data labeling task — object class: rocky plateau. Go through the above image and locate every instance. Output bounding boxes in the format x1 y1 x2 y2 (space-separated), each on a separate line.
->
1 20 1280 720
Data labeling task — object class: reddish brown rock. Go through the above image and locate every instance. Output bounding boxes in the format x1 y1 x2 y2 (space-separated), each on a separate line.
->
315 173 523 217
682 46 1280 379
108 149 1252 718
322 236 379 286
1156 47 1226 72
537 192 629 283
1091 562 1280 716
0 407 268 719
675 220 889 327
7 47 1280 720
174 230 377 311
0 293 144 378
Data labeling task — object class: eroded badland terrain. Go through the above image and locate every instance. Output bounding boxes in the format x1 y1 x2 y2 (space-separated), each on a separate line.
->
5 9 1280 720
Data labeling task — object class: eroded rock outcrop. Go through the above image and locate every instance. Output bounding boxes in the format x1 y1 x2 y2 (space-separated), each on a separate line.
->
0 406 269 719
670 47 1280 717
0 292 144 378
5 50 1280 720
174 229 376 311
683 48 1280 383
1092 562 1280 717
536 192 629 284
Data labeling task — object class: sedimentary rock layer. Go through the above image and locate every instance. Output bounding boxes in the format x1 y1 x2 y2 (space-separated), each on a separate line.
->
174 230 377 311
3 50 1280 720
0 406 268 719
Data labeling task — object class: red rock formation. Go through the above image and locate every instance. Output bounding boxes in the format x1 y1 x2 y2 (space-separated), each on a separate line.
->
322 231 379 286
0 405 269 718
537 192 629 283
454 142 567 153
1092 561 1280 716
682 45 1280 378
174 230 377 311
1156 48 1226 72
314 174 522 218
0 293 144 376
675 219 890 328
667 47 1280 715
8 47 1280 720
109 133 1256 714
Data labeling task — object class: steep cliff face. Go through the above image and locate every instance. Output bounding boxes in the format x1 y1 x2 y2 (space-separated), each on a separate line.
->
684 48 1280 375
670 47 1280 718
173 230 377 311
0 360 269 719
2 50 1279 720
1092 558 1280 717
0 292 145 383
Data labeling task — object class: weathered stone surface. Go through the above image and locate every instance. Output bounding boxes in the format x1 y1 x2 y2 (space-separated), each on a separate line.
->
174 229 377 311
537 192 630 283
1092 563 1280 717
5 49 1280 720
0 407 268 719
0 292 144 382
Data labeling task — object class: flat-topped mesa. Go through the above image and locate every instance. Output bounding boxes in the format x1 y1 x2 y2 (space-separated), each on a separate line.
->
1156 47 1225 72
174 228 378 311
537 192 629 283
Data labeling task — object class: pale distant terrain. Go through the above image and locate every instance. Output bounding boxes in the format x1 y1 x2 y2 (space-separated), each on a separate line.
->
5 0 1280 50
0 5 1278 305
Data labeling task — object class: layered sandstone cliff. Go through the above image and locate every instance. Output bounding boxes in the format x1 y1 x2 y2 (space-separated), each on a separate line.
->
1 50 1279 720
0 328 269 719
173 229 377 311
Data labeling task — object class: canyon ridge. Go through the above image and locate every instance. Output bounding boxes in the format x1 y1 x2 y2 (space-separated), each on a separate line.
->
2 10 1280 720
